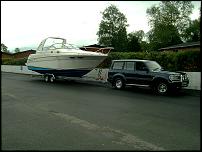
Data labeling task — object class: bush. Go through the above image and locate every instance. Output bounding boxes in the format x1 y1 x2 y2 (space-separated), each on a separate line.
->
2 58 27 65
97 50 200 72
1 58 13 65
175 51 200 71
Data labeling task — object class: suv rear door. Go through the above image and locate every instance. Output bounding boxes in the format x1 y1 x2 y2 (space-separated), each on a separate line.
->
108 61 124 81
123 61 136 84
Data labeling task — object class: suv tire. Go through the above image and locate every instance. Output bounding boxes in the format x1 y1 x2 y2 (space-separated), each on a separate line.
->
155 81 168 95
114 78 125 89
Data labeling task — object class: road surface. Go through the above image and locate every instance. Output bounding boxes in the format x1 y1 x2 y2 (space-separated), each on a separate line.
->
2 72 200 150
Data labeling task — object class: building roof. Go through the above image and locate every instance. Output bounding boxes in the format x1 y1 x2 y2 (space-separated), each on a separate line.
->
79 44 114 52
1 51 13 55
13 49 36 55
85 44 103 48
80 44 109 48
112 59 153 62
158 41 200 51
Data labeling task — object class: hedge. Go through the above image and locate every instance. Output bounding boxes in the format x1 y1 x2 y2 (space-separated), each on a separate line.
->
98 50 200 72
1 58 28 66
1 50 200 72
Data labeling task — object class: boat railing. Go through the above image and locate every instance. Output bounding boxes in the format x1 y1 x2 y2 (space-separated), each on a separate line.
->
82 47 113 54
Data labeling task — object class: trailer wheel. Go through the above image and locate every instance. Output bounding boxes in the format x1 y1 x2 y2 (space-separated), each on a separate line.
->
44 75 49 82
49 75 55 83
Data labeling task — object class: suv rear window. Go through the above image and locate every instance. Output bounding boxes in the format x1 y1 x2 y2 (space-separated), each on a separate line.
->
112 61 124 70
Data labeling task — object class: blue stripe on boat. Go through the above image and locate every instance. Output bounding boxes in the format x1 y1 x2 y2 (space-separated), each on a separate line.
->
28 66 51 71
27 66 91 77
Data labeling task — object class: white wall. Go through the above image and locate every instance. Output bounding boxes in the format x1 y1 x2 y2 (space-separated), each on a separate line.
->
186 72 201 90
1 65 201 90
1 65 41 75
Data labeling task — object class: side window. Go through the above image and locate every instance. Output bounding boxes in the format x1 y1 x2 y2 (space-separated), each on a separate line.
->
136 62 147 71
112 61 124 70
37 41 44 51
124 62 135 71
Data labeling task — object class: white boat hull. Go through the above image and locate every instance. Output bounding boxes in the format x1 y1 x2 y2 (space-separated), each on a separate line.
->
26 53 107 77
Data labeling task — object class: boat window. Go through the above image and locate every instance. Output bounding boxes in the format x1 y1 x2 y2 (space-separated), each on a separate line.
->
37 41 45 51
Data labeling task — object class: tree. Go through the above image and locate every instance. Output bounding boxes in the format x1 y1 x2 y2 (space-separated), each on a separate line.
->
127 30 145 52
14 48 20 53
1 43 10 53
146 1 194 51
183 14 200 42
113 26 128 51
133 30 145 42
97 4 128 51
140 41 150 52
148 23 182 51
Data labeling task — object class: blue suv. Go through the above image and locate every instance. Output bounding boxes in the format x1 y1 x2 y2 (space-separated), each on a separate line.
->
107 59 189 95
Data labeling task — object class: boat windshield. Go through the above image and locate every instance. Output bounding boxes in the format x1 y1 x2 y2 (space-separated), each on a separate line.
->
64 43 80 50
41 38 80 51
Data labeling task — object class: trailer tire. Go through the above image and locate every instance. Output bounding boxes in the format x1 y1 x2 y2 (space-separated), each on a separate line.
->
44 75 49 82
49 75 55 83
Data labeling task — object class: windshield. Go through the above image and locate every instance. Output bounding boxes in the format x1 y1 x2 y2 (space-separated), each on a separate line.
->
64 43 80 50
145 61 162 71
40 37 80 51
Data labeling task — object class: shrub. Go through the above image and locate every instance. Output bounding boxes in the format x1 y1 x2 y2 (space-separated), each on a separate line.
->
2 58 27 65
97 50 200 72
2 51 200 72
2 58 11 65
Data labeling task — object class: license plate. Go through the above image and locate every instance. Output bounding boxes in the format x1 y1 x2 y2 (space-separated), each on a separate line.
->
182 82 188 86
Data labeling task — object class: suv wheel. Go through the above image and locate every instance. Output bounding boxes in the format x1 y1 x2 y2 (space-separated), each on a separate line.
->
114 78 125 89
155 81 168 95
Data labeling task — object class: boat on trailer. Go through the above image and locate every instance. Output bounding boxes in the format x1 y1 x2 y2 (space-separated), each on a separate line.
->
26 37 112 82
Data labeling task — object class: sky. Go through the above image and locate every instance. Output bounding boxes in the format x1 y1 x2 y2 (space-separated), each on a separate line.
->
1 1 201 52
